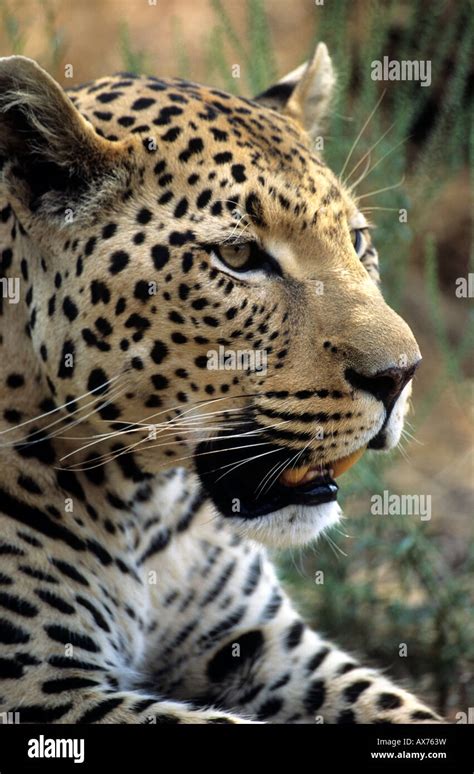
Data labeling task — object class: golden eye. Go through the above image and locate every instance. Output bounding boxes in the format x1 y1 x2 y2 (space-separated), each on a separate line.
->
217 243 252 270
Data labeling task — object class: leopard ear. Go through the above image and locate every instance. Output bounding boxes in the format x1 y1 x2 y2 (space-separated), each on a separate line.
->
254 42 336 140
0 56 128 218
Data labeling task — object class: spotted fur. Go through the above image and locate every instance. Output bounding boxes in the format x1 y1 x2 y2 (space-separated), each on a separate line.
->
0 46 442 723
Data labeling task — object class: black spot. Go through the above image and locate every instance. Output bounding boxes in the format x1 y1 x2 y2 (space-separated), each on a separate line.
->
158 191 173 205
84 236 97 256
306 647 330 673
210 127 228 142
378 692 403 710
138 529 171 563
16 430 56 465
125 313 150 335
94 110 113 121
179 137 204 162
411 710 437 720
197 189 212 209
150 340 168 364
285 620 305 650
338 662 358 675
178 283 190 300
153 105 184 126
137 208 152 224
35 590 75 615
0 591 38 617
169 230 194 246
260 588 283 621
304 679 326 712
231 164 246 182
118 115 135 127
17 474 42 495
0 618 30 644
0 657 24 679
95 317 112 337
109 250 129 274
151 374 169 390
214 151 233 164
44 624 99 652
6 373 24 389
76 595 110 632
87 368 109 395
174 198 188 218
50 559 89 586
133 280 150 301
245 192 265 226
56 469 85 501
97 91 123 103
90 280 110 305
115 297 126 315
161 126 181 142
158 173 173 187
337 709 356 724
207 630 264 682
78 697 124 723
132 97 156 110
151 244 170 270
182 253 193 273
42 676 99 694
257 697 283 720
102 223 117 239
4 409 22 423
343 680 372 703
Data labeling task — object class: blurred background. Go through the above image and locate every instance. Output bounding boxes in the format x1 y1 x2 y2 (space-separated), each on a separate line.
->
1 0 472 720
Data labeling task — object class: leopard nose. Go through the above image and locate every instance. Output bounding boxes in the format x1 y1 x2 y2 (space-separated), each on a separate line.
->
344 359 421 411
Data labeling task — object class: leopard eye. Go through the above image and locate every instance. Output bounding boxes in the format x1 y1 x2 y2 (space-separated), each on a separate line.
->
217 243 252 270
209 241 282 276
351 228 364 255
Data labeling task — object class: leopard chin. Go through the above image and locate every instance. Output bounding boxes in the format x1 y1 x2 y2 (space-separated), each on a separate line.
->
229 500 344 549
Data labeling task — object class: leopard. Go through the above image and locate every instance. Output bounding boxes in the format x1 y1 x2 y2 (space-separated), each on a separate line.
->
0 44 443 724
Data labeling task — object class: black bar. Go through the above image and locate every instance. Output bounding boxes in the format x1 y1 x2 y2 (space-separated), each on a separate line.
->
0 723 471 772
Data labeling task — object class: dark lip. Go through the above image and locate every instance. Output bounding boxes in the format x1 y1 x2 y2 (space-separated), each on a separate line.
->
194 429 338 519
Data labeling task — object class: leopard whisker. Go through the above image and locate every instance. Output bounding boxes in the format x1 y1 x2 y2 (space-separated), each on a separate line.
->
356 176 406 201
344 122 395 188
0 373 122 436
339 89 386 180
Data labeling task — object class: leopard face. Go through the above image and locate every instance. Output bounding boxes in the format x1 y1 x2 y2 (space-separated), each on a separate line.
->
0 46 420 547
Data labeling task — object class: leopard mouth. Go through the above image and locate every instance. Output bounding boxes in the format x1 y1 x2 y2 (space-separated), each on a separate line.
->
195 430 366 519
278 447 366 488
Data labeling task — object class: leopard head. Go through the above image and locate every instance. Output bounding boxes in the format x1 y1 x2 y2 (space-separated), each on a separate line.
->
0 46 420 546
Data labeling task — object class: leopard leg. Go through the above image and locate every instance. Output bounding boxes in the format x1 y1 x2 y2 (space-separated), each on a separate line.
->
141 516 442 724
200 579 444 723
